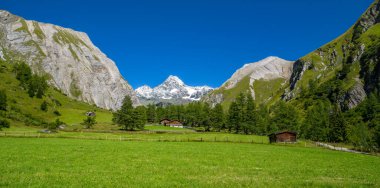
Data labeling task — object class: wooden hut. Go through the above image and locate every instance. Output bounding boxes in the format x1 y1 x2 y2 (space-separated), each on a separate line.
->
167 120 183 128
268 131 297 143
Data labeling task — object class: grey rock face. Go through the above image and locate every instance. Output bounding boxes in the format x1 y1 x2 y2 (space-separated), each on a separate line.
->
344 80 367 110
204 56 293 106
0 10 138 110
222 57 293 92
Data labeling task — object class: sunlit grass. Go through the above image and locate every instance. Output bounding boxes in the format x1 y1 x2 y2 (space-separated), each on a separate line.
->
0 137 379 187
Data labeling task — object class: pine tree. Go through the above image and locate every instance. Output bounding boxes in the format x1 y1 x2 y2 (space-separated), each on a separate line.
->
146 104 156 123
155 106 167 122
0 90 7 111
133 106 147 130
184 102 197 127
329 105 347 142
228 101 239 133
374 124 380 148
244 93 256 134
233 93 247 133
270 101 300 133
176 105 185 122
210 103 225 131
347 122 374 152
302 100 330 141
202 103 212 131
256 105 269 135
113 96 135 130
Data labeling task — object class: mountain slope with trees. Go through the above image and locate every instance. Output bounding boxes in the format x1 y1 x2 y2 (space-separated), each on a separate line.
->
0 57 113 129
0 10 138 110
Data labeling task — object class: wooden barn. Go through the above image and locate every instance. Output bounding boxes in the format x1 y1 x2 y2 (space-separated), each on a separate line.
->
268 131 297 143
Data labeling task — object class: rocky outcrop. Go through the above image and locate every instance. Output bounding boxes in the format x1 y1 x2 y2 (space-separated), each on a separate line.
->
222 56 293 91
204 56 293 106
136 75 213 105
344 80 367 110
285 0 380 102
0 10 138 110
352 0 380 39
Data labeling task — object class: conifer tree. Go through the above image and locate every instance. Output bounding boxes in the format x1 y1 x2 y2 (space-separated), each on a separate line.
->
113 96 135 130
210 103 225 131
244 93 256 134
0 90 7 111
146 104 156 123
233 93 247 133
270 101 300 133
228 101 239 133
329 105 347 142
133 106 147 130
302 100 330 141
256 104 269 135
202 103 212 131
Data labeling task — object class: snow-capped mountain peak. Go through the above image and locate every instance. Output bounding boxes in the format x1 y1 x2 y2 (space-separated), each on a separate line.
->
135 85 153 99
164 75 185 86
135 75 213 105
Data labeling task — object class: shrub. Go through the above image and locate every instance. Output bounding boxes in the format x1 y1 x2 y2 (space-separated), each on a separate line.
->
82 116 96 129
0 118 10 130
53 110 61 116
40 101 48 112
48 119 65 131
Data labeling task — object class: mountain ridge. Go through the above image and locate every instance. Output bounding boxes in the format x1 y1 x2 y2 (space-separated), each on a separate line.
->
203 56 293 107
136 75 213 105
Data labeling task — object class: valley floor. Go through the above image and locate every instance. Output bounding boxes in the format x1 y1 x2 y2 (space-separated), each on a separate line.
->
0 132 379 187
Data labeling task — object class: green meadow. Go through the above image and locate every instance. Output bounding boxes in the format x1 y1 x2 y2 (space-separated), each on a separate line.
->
0 137 379 187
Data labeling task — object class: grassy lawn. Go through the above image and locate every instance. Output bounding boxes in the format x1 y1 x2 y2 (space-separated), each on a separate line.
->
0 137 379 187
1 124 269 143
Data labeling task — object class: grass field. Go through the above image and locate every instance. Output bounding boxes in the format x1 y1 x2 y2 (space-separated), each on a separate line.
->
1 124 269 144
0 137 379 187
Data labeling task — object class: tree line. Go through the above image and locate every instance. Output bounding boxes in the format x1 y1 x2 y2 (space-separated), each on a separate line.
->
113 91 380 151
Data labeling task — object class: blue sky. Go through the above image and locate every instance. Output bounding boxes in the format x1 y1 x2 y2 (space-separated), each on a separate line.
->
0 0 374 88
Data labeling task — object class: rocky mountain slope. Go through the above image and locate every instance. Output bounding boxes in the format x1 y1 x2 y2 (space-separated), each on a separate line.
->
0 10 138 110
204 0 380 110
283 0 380 110
203 56 293 107
136 75 213 105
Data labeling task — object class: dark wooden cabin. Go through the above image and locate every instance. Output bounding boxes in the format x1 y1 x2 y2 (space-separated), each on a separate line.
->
268 131 297 143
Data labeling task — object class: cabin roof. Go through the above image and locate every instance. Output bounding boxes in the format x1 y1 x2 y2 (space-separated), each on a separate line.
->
268 131 297 136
